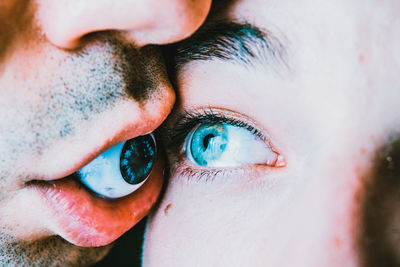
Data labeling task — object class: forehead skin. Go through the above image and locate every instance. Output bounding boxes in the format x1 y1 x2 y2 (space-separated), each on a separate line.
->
143 0 400 266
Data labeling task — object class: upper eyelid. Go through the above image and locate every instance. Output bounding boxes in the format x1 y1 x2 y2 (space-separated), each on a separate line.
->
165 108 261 141
163 107 277 153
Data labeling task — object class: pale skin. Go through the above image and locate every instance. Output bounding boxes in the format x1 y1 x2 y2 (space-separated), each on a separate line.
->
0 0 212 266
143 0 400 266
2 0 400 266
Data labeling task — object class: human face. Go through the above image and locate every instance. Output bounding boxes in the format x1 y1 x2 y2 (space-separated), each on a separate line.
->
143 0 400 266
0 0 211 265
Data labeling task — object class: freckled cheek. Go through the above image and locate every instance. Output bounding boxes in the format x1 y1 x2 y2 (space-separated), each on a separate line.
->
144 187 271 266
146 182 241 243
145 184 208 251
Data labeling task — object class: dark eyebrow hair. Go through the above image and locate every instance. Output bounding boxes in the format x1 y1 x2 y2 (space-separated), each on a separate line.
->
170 21 288 70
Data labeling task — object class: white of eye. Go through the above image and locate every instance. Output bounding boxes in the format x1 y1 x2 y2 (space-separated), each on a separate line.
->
186 123 278 168
78 135 156 199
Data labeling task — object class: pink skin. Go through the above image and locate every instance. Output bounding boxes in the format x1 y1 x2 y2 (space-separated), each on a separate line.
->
0 0 211 265
37 0 212 49
143 0 400 266
31 156 165 247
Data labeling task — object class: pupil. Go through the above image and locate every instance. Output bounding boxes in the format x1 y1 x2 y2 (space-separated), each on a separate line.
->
203 134 215 150
120 134 156 185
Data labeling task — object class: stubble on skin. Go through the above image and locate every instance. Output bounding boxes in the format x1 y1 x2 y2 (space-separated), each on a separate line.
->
0 35 163 192
0 35 165 265
0 234 110 267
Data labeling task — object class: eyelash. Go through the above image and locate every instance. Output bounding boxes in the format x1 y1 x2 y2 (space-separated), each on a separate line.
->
169 108 261 137
163 108 275 182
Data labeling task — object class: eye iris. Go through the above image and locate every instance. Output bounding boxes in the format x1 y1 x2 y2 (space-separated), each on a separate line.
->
190 124 228 166
120 134 156 184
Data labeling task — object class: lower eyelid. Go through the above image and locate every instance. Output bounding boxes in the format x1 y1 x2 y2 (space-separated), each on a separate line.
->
169 156 276 185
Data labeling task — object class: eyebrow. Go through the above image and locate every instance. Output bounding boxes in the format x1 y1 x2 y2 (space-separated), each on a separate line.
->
171 21 288 70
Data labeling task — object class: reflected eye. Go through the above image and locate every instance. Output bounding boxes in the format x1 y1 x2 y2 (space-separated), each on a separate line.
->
77 134 156 199
186 123 279 168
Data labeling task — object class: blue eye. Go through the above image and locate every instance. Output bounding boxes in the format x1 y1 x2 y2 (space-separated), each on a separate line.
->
186 123 279 168
78 134 156 199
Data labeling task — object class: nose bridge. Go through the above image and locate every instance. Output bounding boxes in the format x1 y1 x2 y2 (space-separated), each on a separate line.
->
36 0 212 49
309 169 362 266
281 149 367 267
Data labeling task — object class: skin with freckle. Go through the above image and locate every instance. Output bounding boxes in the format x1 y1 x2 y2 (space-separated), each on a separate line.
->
143 0 400 266
0 0 212 265
164 203 172 215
